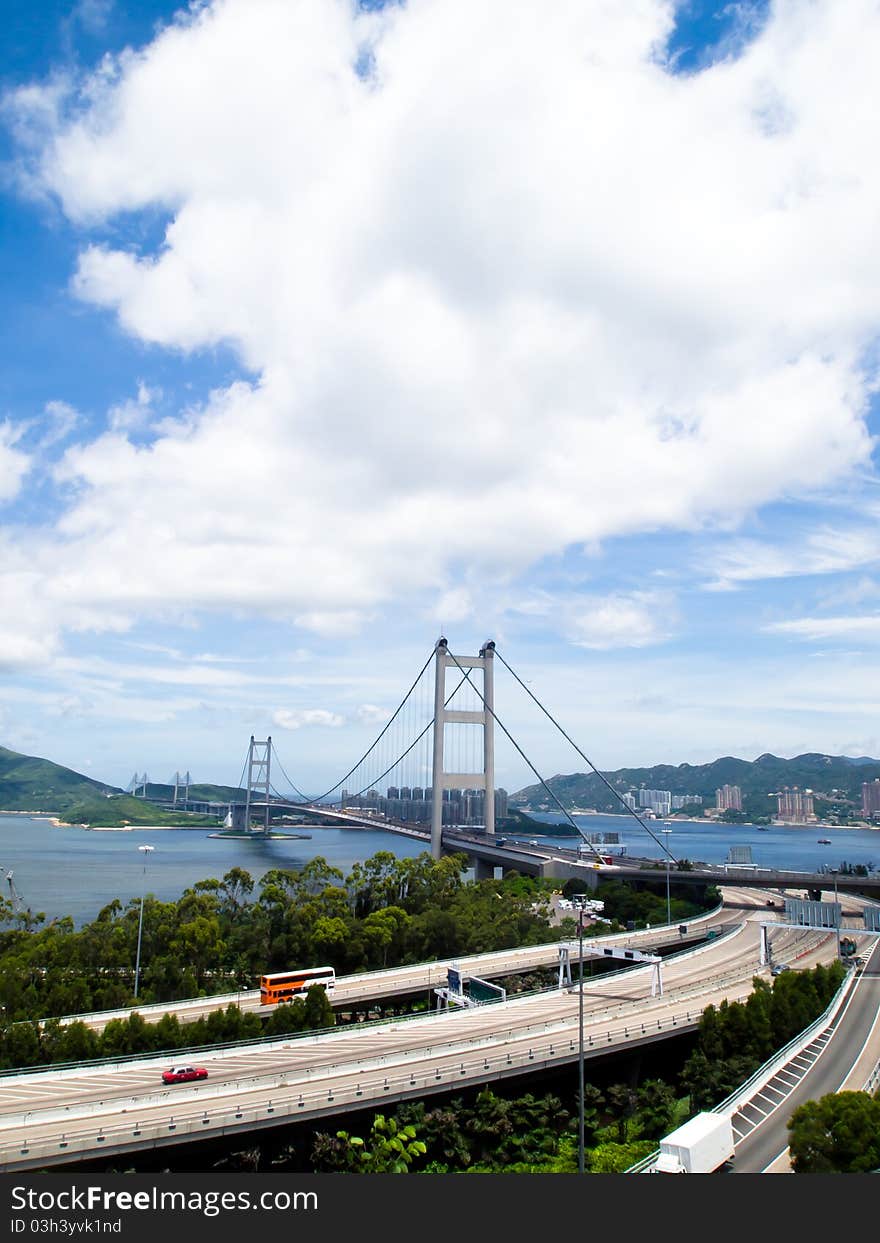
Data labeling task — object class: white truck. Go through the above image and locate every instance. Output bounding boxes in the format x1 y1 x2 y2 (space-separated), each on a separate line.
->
652 1113 735 1174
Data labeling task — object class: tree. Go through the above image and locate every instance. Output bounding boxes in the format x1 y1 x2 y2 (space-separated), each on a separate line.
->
315 1114 426 1173
788 1092 880 1173
588 1140 656 1173
636 1080 677 1141
607 1083 638 1142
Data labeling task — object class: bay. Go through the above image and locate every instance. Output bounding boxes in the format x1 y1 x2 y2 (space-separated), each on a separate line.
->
521 812 880 874
1 811 877 927
0 816 429 925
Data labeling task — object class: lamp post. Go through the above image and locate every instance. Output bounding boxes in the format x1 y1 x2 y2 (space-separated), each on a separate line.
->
574 897 585 1174
661 827 672 926
133 844 155 1000
830 869 841 960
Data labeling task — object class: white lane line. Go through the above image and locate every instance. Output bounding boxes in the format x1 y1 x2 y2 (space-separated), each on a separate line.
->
744 1099 770 1119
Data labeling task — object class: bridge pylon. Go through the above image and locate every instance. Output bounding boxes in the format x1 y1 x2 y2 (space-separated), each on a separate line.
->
244 736 272 834
431 638 495 863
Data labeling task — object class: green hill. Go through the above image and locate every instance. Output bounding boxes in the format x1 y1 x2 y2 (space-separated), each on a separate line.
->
0 745 118 812
139 781 246 803
511 752 880 817
60 795 219 828
0 746 218 827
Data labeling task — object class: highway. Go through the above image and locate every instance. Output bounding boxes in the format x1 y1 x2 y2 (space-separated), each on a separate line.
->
50 885 867 1034
731 936 880 1173
53 894 749 1033
0 887 857 1170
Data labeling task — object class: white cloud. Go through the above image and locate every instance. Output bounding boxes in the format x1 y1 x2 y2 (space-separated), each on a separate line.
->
764 614 880 642
565 593 677 650
707 522 880 590
513 588 677 649
108 381 160 432
42 400 80 447
72 0 114 34
272 707 345 730
0 422 31 503
3 0 880 658
357 703 390 726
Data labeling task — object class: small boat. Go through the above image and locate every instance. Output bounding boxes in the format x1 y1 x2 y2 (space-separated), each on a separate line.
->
817 838 832 845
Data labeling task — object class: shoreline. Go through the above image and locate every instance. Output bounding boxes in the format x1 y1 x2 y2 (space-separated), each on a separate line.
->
0 813 222 831
519 808 879 832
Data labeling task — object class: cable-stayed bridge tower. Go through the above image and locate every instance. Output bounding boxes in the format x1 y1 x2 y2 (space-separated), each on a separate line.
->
172 770 191 808
431 637 495 861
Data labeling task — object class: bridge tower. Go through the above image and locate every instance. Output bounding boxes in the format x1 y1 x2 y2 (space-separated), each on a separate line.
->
244 737 272 835
431 638 495 872
172 771 191 808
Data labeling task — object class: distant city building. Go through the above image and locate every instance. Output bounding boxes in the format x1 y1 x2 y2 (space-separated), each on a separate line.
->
343 785 508 828
715 784 742 812
776 786 815 823
671 794 703 809
639 788 672 817
623 792 637 811
862 779 880 817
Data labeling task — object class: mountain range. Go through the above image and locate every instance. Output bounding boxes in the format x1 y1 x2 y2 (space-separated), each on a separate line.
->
510 752 880 816
4 744 880 825
0 746 242 827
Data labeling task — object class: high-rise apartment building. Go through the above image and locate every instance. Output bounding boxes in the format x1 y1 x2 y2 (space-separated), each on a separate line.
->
671 794 702 809
639 788 672 816
715 784 742 812
776 786 815 822
862 779 880 817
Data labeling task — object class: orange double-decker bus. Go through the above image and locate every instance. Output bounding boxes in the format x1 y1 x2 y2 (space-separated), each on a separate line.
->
259 966 336 1004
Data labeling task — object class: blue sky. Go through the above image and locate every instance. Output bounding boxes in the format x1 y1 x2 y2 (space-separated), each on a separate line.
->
3 0 880 796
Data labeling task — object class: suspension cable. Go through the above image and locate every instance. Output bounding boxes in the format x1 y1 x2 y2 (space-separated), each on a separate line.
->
234 750 248 799
269 750 314 803
326 668 474 806
264 647 436 804
494 648 678 863
440 647 605 859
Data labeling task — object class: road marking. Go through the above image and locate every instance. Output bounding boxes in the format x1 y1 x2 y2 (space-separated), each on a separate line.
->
743 1099 770 1119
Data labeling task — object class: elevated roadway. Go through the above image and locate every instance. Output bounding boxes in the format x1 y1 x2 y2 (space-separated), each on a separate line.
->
52 887 772 1034
217 804 880 894
730 937 880 1173
0 890 862 1171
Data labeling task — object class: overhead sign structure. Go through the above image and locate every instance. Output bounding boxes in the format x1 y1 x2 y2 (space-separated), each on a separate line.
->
558 942 663 997
435 967 506 1010
785 898 840 928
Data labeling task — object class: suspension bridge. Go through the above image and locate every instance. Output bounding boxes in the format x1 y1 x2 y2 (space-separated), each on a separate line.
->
206 636 692 881
150 635 878 896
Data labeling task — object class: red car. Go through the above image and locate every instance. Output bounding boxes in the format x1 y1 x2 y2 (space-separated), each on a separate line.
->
161 1065 208 1085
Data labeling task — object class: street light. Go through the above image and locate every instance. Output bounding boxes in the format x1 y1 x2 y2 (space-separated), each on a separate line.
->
133 844 155 1000
661 827 673 926
572 896 586 1174
830 868 841 960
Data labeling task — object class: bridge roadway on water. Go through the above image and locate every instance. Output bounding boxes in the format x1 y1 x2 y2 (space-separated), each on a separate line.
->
259 805 880 894
0 888 869 1170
